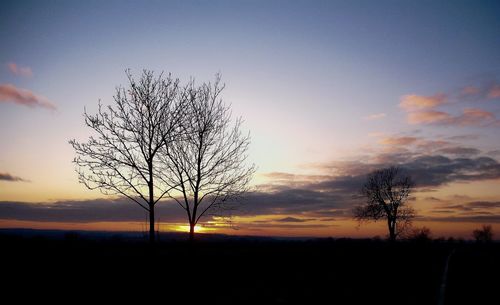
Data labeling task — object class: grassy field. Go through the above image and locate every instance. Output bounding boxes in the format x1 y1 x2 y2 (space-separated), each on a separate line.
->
1 231 498 304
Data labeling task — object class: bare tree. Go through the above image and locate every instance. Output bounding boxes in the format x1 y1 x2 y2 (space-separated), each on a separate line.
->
408 226 432 242
69 70 183 243
472 225 493 242
160 75 255 241
354 166 415 241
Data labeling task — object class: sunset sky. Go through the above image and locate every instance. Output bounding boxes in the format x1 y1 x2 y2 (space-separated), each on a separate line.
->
1 0 500 238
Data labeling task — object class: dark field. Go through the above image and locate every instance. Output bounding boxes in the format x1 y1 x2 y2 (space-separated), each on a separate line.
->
1 231 498 304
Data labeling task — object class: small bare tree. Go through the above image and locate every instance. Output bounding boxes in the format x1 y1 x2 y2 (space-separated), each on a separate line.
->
354 166 415 241
69 70 183 243
408 226 432 242
472 225 493 242
160 75 255 241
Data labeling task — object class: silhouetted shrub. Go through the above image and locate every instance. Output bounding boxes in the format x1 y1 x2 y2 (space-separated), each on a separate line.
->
408 227 432 242
473 225 493 242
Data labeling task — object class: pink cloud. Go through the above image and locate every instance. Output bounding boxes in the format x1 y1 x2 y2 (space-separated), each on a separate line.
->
407 108 496 126
399 93 447 111
407 110 452 125
6 62 33 78
461 86 480 96
488 84 500 99
0 84 56 110
416 139 451 151
459 82 500 99
455 108 495 126
379 136 418 146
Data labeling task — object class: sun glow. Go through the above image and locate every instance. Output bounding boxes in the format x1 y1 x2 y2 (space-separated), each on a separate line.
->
175 225 205 233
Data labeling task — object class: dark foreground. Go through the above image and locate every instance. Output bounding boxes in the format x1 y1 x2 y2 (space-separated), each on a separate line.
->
1 231 498 304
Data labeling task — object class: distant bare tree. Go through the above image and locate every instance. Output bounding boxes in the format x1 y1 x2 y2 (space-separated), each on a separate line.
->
354 166 415 241
473 225 493 242
408 226 432 242
69 70 183 243
160 75 255 241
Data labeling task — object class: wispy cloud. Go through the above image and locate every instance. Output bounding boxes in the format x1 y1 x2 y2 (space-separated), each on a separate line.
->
399 83 500 127
447 134 479 141
455 79 500 102
407 110 451 125
420 215 500 223
407 108 497 126
399 94 447 111
364 113 386 120
461 86 480 96
0 199 186 223
488 84 500 99
277 217 314 223
6 62 33 78
379 136 418 146
0 84 56 110
0 172 28 182
436 147 480 156
454 108 496 125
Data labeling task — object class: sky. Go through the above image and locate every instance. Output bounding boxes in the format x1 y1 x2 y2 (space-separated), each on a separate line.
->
1 0 500 238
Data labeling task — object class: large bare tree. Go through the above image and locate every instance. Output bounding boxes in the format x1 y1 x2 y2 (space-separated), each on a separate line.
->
160 75 255 241
354 166 415 241
69 70 183 243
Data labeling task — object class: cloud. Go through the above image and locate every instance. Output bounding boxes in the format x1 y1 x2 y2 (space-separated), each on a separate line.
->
447 134 479 141
459 80 500 100
241 188 348 217
420 215 500 223
488 84 500 99
6 62 33 78
455 108 496 125
0 84 56 110
2 152 499 226
407 110 451 124
258 154 500 215
0 198 188 223
320 154 500 190
379 136 418 146
375 135 473 156
236 222 330 230
459 79 500 101
277 217 314 223
0 172 28 182
400 86 500 127
399 94 447 111
364 113 386 120
415 139 451 151
436 147 481 156
438 201 500 211
403 155 500 187
1 130 499 227
461 86 480 96
466 201 500 208
407 108 497 126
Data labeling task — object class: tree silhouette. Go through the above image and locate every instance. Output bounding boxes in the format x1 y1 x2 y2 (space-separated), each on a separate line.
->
354 166 415 241
160 75 255 241
472 225 493 242
69 70 183 243
408 226 432 242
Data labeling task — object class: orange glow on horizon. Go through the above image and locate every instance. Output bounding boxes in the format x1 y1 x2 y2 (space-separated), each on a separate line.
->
0 218 497 240
173 224 211 233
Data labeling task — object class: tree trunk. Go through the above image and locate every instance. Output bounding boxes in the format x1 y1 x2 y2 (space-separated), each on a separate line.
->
148 160 155 244
189 222 195 242
149 204 155 243
388 218 396 241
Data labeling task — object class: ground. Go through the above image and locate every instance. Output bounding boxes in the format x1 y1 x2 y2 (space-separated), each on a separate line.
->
1 231 498 304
